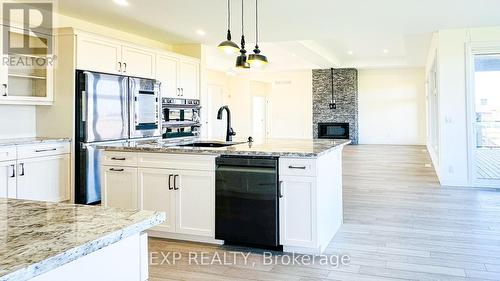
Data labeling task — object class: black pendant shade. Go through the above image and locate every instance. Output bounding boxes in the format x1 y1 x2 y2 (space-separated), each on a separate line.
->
218 0 239 54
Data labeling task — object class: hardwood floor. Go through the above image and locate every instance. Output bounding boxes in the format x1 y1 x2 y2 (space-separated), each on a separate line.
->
149 145 500 281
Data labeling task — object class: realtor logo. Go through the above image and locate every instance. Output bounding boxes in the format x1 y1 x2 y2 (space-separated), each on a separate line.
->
2 2 53 55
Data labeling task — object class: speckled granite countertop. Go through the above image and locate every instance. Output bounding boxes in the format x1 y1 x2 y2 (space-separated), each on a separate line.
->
100 138 351 158
0 137 70 147
0 199 165 281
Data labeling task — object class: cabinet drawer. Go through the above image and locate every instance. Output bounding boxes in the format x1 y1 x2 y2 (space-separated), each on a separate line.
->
17 142 70 159
102 151 138 167
138 153 215 171
279 158 316 177
0 146 17 162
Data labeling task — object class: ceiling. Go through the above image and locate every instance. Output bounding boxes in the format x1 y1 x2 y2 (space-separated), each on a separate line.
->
58 0 500 71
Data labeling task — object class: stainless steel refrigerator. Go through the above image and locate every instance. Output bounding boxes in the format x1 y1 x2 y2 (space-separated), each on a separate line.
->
75 70 161 204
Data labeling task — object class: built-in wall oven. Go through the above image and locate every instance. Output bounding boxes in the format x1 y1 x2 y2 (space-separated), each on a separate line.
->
162 98 201 139
130 78 161 139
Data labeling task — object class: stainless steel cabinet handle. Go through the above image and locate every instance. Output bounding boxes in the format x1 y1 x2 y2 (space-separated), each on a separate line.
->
123 62 127 73
111 157 126 161
19 163 25 176
168 174 174 190
180 88 184 96
288 165 306 170
173 175 179 190
278 181 284 198
118 62 122 72
35 148 57 153
177 88 180 96
9 164 15 178
2 84 7 97
109 168 124 172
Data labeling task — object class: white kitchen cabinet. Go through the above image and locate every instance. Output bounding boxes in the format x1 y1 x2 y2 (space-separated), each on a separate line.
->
175 169 214 237
138 168 176 232
76 35 122 75
121 45 155 78
155 54 200 99
178 60 200 99
101 166 138 210
0 160 16 198
156 54 179 98
279 175 316 248
16 154 70 202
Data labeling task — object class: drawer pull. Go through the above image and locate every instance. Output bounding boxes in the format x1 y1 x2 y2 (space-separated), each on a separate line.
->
111 157 126 161
35 148 57 153
288 165 306 170
109 168 124 172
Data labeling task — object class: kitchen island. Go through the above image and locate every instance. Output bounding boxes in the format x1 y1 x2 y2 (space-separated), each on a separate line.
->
0 198 165 281
99 138 350 254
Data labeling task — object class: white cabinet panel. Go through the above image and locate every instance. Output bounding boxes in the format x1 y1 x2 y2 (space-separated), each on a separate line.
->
101 166 138 209
178 60 199 99
0 161 16 198
17 154 70 202
156 54 179 98
122 46 155 79
279 175 316 247
175 170 214 237
139 168 176 232
77 35 122 74
0 25 7 97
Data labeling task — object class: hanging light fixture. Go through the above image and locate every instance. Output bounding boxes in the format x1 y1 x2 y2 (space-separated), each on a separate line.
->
218 0 239 55
235 0 250 68
248 0 268 67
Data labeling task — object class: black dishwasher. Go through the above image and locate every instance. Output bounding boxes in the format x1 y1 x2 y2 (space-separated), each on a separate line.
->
215 156 281 249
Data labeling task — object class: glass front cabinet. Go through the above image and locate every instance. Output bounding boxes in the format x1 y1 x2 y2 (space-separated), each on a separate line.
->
0 25 54 105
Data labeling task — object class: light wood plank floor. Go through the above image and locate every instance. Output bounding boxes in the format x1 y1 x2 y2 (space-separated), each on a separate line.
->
149 145 500 281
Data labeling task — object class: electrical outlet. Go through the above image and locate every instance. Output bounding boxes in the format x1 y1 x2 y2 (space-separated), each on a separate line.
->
329 103 336 109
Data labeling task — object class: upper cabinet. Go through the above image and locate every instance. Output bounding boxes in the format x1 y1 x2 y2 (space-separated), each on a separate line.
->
0 25 54 105
121 45 155 78
156 53 200 99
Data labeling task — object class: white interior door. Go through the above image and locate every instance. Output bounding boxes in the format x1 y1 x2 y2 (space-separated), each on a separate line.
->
252 95 268 140
207 84 225 140
470 53 500 187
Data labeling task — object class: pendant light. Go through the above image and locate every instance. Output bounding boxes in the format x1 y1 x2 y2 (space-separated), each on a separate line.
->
248 0 268 67
218 0 240 55
235 0 250 68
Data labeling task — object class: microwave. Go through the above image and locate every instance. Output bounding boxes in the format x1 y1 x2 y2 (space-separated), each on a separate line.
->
162 98 201 138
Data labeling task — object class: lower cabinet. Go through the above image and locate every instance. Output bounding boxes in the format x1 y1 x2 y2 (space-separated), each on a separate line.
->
279 175 316 248
17 154 70 202
101 166 138 210
0 160 16 198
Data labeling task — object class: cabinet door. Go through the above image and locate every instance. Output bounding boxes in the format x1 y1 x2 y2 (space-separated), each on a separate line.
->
178 60 199 99
17 155 70 202
101 166 138 209
0 161 16 198
138 168 176 232
76 35 122 74
122 46 155 79
279 176 316 247
174 170 214 237
156 54 179 98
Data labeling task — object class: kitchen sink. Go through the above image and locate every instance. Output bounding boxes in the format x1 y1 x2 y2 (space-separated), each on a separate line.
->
178 141 244 148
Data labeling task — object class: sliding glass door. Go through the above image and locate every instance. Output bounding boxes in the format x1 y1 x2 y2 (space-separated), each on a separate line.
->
471 54 500 187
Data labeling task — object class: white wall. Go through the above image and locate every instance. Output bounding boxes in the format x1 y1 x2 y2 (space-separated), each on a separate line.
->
358 68 427 145
0 105 36 139
426 26 500 187
206 70 313 140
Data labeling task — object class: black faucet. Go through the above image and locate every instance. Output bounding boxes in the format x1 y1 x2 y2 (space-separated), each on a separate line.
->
217 105 236 142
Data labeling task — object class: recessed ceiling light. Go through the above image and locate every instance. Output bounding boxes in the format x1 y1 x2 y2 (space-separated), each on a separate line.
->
113 0 129 6
383 49 389 54
291 53 297 57
196 30 206 36
347 50 354 55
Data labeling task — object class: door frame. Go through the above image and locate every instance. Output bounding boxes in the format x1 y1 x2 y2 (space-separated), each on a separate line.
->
206 83 225 139
465 41 500 188
250 81 271 139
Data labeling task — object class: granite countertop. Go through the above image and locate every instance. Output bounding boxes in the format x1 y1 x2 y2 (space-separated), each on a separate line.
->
0 199 165 281
100 138 351 157
0 137 71 147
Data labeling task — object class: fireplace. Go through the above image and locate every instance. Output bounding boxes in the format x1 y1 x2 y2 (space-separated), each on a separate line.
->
318 123 349 139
